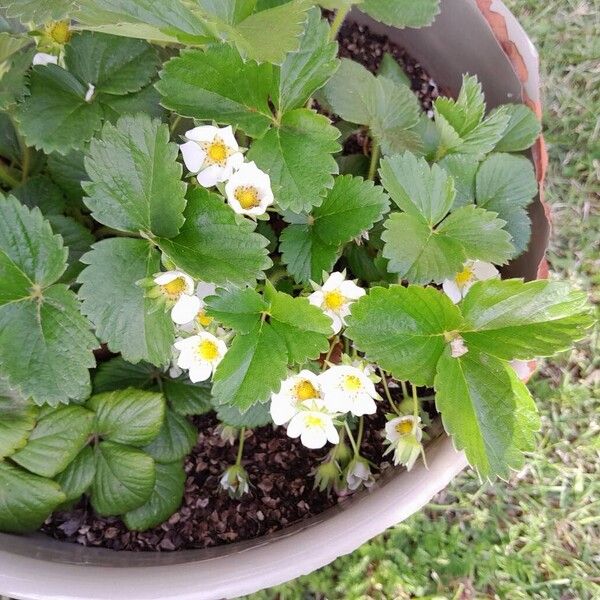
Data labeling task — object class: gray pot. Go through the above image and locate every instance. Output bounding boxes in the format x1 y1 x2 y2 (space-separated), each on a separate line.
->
0 1 549 598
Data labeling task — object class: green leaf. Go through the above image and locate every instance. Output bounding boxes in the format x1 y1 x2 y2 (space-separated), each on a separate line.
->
144 409 196 463
475 152 538 255
100 83 164 121
197 0 256 24
15 64 104 154
0 462 65 533
11 175 68 215
123 461 185 531
212 320 288 411
157 188 272 287
434 346 540 480
359 0 440 28
83 114 186 238
46 215 95 282
47 150 87 202
0 393 37 458
247 108 341 213
64 32 159 96
460 279 595 360
228 0 311 64
88 388 165 447
277 6 339 111
156 45 275 138
205 286 268 334
279 223 339 284
54 445 96 502
379 152 455 224
79 238 175 366
0 46 34 110
3 0 75 24
438 155 478 209
457 107 511 157
346 285 463 387
163 379 213 416
11 405 94 478
378 53 410 87
493 104 541 152
90 440 155 516
216 400 271 427
93 356 157 393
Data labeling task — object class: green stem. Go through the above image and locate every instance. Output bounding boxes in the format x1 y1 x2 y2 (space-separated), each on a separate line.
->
20 145 31 183
329 6 350 40
411 383 419 418
235 427 246 465
344 420 359 455
400 380 409 400
379 368 401 415
322 335 339 368
0 162 20 188
356 416 364 450
169 115 182 136
367 139 381 181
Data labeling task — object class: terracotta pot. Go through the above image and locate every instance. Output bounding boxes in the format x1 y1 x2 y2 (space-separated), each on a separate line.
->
0 1 549 598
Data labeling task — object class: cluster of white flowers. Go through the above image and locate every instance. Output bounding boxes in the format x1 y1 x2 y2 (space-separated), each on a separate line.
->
270 364 380 450
180 125 274 218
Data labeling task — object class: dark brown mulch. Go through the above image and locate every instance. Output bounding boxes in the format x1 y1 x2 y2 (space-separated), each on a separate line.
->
40 20 440 553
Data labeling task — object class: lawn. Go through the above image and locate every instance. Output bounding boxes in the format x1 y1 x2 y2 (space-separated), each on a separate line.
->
249 1 600 598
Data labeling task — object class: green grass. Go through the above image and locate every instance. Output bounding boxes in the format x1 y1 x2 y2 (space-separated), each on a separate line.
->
250 1 600 598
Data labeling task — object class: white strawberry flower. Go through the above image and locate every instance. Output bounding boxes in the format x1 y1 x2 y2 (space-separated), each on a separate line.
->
287 404 339 449
442 260 499 303
219 464 250 499
224 161 274 217
270 370 324 425
320 365 379 416
346 456 375 490
176 281 217 331
384 415 424 471
32 52 58 66
153 270 199 325
180 125 244 188
308 271 365 334
174 331 227 383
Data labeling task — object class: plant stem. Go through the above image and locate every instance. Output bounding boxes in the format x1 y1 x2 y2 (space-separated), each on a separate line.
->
356 416 364 449
367 139 380 181
0 162 20 188
322 335 339 368
400 380 409 400
169 115 182 136
20 145 30 182
411 383 419 418
235 427 246 465
344 420 359 455
379 368 401 415
329 7 350 40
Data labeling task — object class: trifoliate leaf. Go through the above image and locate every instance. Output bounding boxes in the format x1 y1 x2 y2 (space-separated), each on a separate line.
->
279 223 339 284
90 440 155 516
46 215 94 282
64 31 159 95
157 188 272 287
212 320 288 411
15 64 104 155
216 400 272 428
2 0 75 24
123 461 185 531
163 379 213 416
88 388 165 447
54 445 95 502
346 285 463 387
492 104 541 152
460 279 595 360
0 462 65 533
359 0 440 28
83 114 186 238
0 393 37 458
144 410 196 464
78 238 176 366
438 154 478 209
157 45 275 138
247 108 340 213
277 6 339 111
475 152 538 255
379 152 454 224
11 405 94 478
93 357 159 393
434 346 539 480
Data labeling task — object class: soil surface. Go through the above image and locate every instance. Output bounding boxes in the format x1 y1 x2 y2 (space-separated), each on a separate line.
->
41 20 439 552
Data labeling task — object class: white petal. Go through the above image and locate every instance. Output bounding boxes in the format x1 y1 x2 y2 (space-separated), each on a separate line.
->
220 126 239 150
442 279 462 304
188 361 213 383
322 271 345 291
511 359 532 380
339 280 365 299
301 427 327 449
286 414 304 439
472 260 500 280
270 396 297 425
84 83 95 102
325 422 340 445
171 294 201 325
180 141 206 173
308 291 324 308
185 125 219 143
154 271 179 285
33 52 58 66
351 395 377 416
197 165 225 188
196 282 217 301
329 312 343 334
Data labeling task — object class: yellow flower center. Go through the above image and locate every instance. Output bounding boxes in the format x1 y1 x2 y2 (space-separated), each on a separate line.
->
196 310 213 328
323 290 344 311
295 379 319 401
395 420 414 435
197 339 219 361
46 21 71 44
234 186 261 209
455 266 474 287
202 138 230 166
162 277 187 298
343 375 362 392
305 414 324 427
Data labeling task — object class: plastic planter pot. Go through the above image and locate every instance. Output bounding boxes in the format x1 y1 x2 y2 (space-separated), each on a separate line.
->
0 1 549 599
